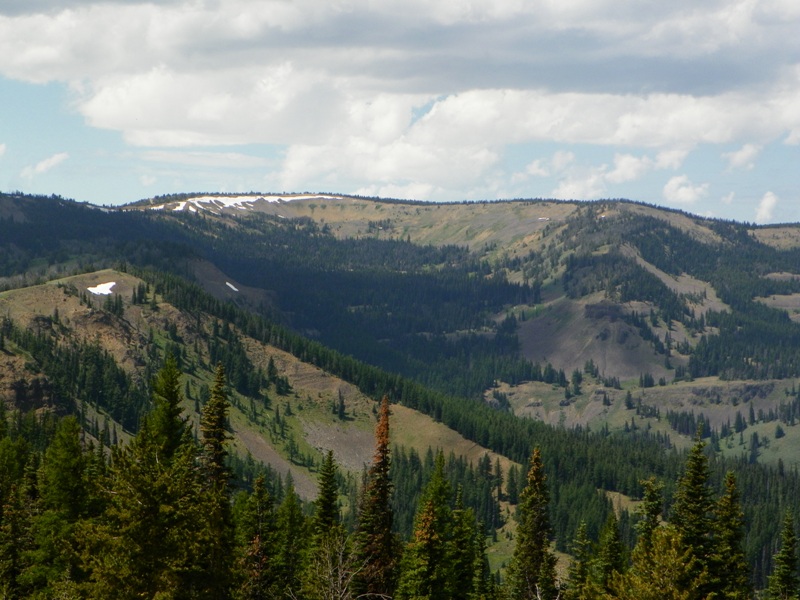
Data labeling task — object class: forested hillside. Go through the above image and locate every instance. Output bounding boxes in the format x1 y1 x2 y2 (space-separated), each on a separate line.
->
4 191 800 596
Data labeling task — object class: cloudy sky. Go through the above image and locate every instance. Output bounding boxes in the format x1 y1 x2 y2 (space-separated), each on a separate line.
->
1 0 798 223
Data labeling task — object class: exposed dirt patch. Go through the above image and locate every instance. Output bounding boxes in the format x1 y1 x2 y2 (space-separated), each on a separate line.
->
231 422 318 499
302 420 375 473
517 295 670 382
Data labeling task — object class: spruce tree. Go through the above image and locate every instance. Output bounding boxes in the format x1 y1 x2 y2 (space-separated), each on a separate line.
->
275 480 308 597
201 363 231 486
396 452 455 600
504 447 558 600
235 475 279 599
635 476 664 565
768 512 799 600
146 353 188 462
593 512 627 592
670 433 715 594
197 363 234 597
611 525 708 600
352 396 399 597
564 521 598 600
711 472 751 599
313 450 341 539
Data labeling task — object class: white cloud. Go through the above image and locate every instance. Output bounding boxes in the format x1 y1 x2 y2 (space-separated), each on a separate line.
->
525 159 549 177
20 152 69 179
721 191 735 205
723 143 761 170
140 174 157 186
755 191 778 223
654 148 689 170
606 153 651 183
0 143 6 157
1 0 799 212
663 175 709 204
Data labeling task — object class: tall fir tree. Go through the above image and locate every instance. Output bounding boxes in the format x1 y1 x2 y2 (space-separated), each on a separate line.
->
275 479 308 597
635 476 664 566
593 512 627 593
200 363 231 486
711 472 751 600
312 450 341 539
564 521 598 600
396 452 455 600
197 362 234 597
768 512 799 600
352 395 400 597
504 447 558 600
610 525 708 600
146 353 188 462
670 432 715 596
234 475 279 600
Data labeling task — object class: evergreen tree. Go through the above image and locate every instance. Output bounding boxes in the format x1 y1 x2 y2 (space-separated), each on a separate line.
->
610 525 708 600
147 353 188 462
635 476 664 565
312 450 341 539
235 475 279 600
396 452 455 600
197 363 234 597
17 417 91 595
201 363 231 485
352 396 400 597
82 359 213 599
504 447 558 600
564 521 598 600
670 433 715 593
593 512 627 593
711 472 751 599
274 480 308 597
768 513 799 600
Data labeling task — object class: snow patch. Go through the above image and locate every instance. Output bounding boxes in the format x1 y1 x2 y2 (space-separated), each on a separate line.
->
225 282 239 292
148 194 344 213
87 282 116 295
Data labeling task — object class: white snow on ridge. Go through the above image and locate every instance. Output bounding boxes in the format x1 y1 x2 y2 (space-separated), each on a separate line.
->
88 282 116 295
225 282 239 292
148 194 344 213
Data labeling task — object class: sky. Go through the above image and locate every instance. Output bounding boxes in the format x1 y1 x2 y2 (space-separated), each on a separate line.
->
1 0 799 224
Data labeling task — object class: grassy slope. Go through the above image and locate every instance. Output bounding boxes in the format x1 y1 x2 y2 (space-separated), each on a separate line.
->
0 269 520 500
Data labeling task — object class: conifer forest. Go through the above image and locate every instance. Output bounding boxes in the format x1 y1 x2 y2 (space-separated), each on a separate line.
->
4 192 800 598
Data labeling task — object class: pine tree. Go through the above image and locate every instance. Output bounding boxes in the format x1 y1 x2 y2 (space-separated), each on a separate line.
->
635 476 664 566
352 395 399 597
201 363 231 486
711 472 751 599
504 447 558 600
768 513 799 600
670 433 715 594
593 512 627 592
82 359 213 599
396 452 455 600
235 475 279 600
146 353 188 462
564 521 598 600
610 525 708 600
312 450 341 539
275 480 308 597
197 362 234 597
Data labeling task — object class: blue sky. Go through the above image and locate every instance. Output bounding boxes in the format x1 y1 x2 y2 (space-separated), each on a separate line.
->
1 0 799 224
